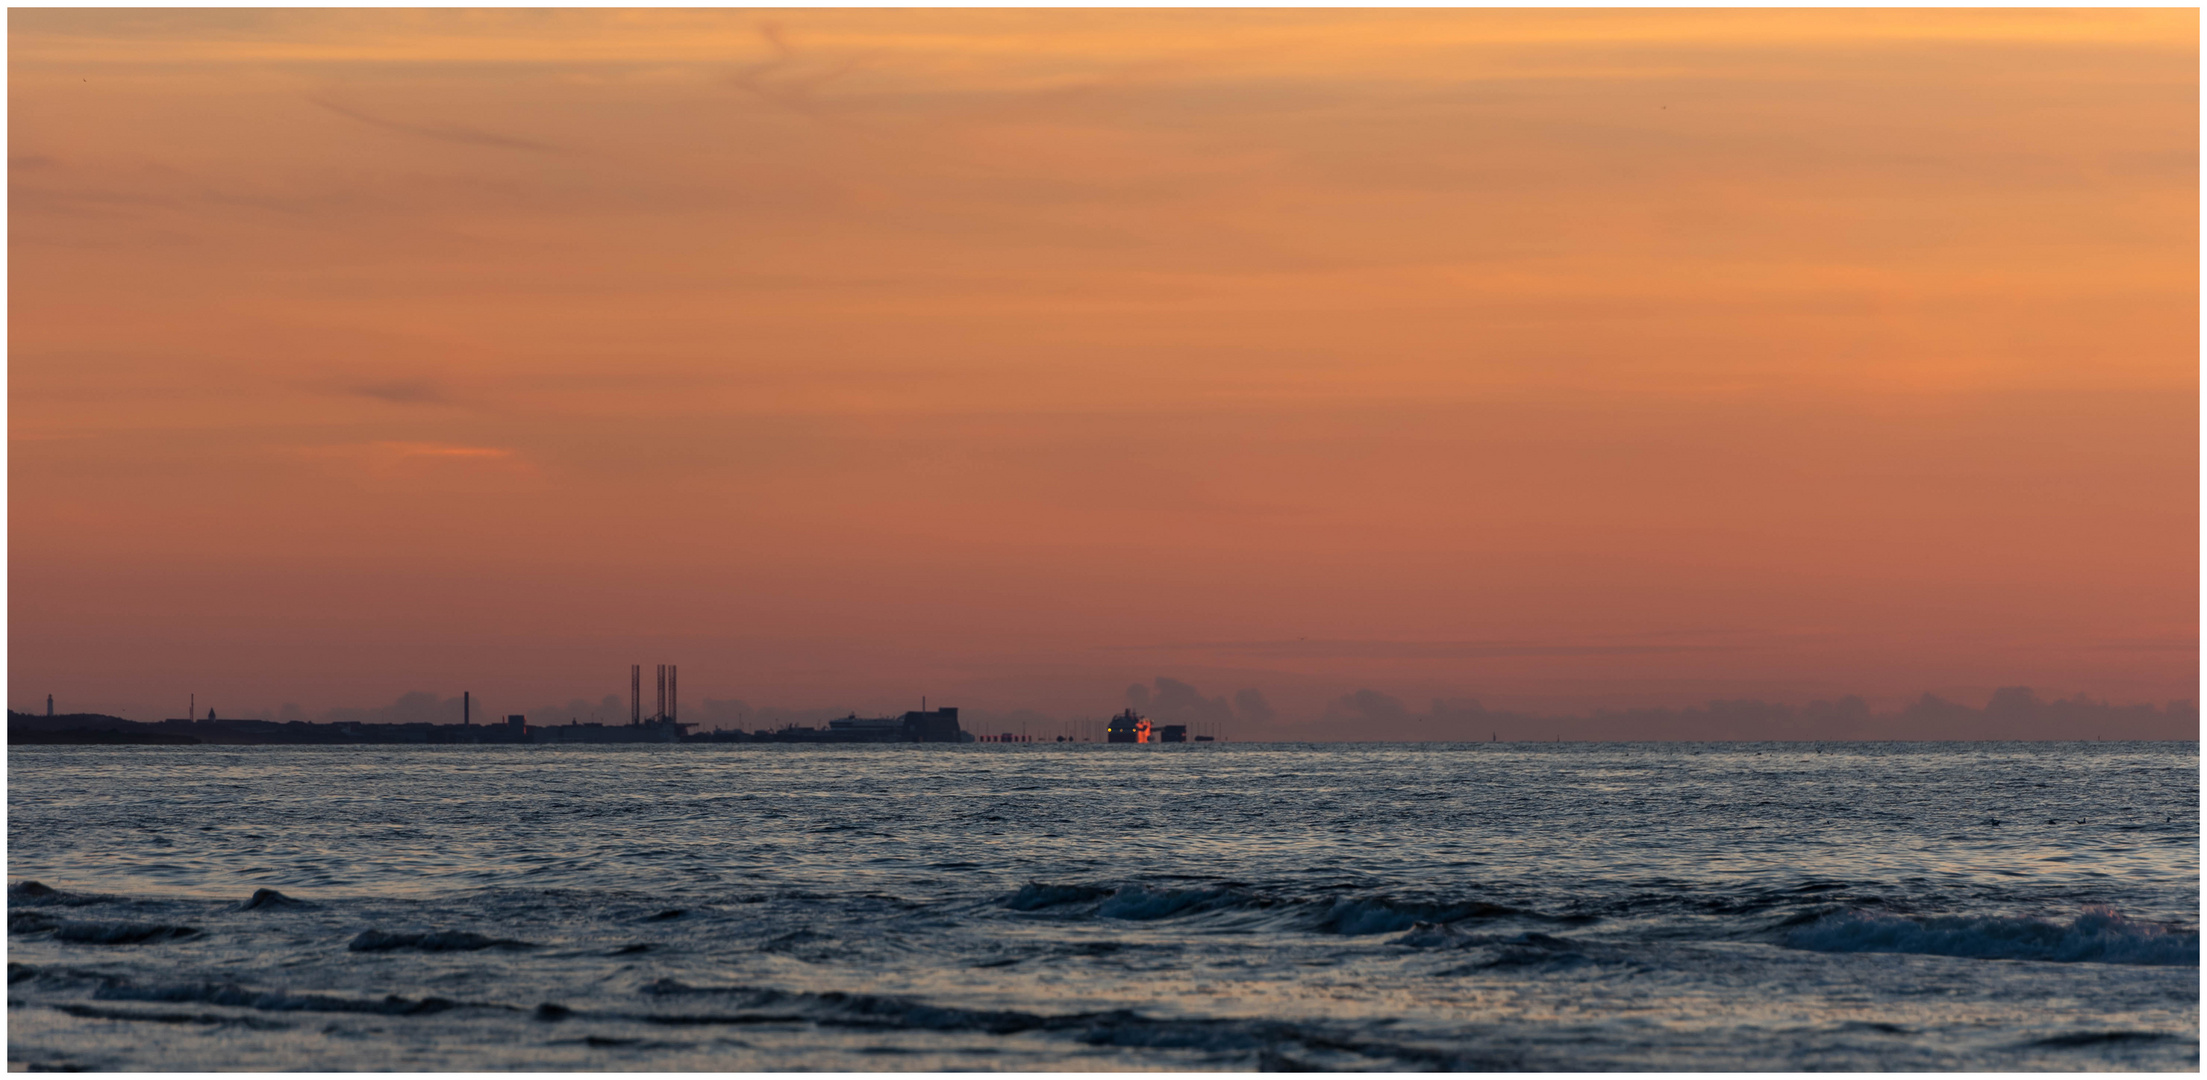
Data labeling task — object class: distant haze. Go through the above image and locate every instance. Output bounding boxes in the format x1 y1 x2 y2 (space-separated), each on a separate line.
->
9 11 2197 739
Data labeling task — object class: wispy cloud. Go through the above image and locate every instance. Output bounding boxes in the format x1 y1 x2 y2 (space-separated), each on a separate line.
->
2090 637 2199 653
1107 639 1739 660
372 441 514 460
727 21 865 119
346 380 448 405
288 441 535 482
308 96 560 153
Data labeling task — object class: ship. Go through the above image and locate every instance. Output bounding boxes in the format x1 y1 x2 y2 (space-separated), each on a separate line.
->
1105 708 1152 743
759 708 967 743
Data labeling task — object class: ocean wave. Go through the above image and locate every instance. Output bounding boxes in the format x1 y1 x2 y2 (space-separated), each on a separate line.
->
54 920 201 945
235 888 308 911
1005 882 1261 921
1391 923 1576 951
6 880 106 908
1094 885 1257 921
347 929 535 953
7 968 469 1017
1390 923 1606 974
2033 1030 2179 1048
9 912 58 935
1004 883 1114 911
1786 906 2198 966
10 913 199 945
636 978 1500 1067
1311 896 1528 935
53 1002 296 1030
1005 882 1553 934
637 979 1056 1033
10 879 63 903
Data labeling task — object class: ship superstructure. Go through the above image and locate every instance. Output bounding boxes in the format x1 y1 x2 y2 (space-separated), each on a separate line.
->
765 708 966 743
1105 708 1152 743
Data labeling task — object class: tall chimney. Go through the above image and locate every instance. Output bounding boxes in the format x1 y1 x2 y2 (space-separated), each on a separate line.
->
655 665 666 721
631 665 641 725
668 665 677 722
464 691 470 725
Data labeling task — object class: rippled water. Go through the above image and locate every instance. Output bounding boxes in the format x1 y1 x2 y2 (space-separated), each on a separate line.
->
7 741 2198 1070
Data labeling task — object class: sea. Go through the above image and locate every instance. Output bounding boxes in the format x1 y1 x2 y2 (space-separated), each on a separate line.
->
5 741 2198 1071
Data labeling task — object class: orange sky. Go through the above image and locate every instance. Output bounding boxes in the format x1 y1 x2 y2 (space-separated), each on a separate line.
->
9 9 2198 735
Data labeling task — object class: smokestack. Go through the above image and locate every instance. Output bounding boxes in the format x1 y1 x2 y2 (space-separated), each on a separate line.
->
631 665 641 725
46 694 53 717
655 665 666 721
464 691 470 725
668 665 677 723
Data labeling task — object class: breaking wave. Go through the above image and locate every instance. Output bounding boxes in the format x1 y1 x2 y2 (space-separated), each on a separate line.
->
1786 906 2198 966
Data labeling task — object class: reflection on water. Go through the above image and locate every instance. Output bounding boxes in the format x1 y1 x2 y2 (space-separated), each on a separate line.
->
7 741 2198 1070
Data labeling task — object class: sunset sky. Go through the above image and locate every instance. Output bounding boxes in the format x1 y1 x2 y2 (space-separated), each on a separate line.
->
9 9 2197 736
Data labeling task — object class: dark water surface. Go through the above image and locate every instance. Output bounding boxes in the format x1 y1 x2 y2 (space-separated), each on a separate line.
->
6 741 2198 1070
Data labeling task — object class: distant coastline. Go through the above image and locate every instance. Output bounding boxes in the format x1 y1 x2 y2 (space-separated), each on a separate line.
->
11 710 528 747
9 710 2198 747
7 708 969 747
10 718 199 746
